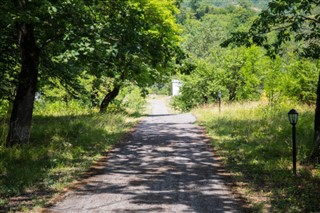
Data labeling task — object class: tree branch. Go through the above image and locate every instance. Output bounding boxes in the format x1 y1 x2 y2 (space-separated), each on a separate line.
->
39 32 65 50
298 15 320 24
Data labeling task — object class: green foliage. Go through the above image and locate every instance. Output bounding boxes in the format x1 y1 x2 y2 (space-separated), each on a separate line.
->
0 100 10 116
261 54 319 106
174 2 320 209
103 85 147 114
1 0 182 121
32 83 146 116
173 2 272 111
277 56 318 104
34 100 89 117
1 0 104 100
193 102 320 212
0 80 146 211
84 0 181 112
89 0 181 84
222 0 320 59
181 4 257 57
174 0 319 112
149 83 172 95
182 14 229 57
0 108 142 211
180 0 270 21
172 45 268 111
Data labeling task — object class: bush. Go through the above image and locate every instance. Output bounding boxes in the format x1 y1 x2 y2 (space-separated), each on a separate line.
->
149 83 171 96
116 85 146 114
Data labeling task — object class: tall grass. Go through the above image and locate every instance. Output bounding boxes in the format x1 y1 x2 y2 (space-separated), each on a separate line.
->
192 101 320 212
0 100 142 212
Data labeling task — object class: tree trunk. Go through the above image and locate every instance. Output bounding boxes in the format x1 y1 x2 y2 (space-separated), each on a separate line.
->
310 74 320 162
6 20 39 146
99 85 121 113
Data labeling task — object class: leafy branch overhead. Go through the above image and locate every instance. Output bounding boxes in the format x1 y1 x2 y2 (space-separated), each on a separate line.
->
173 0 320 163
0 0 183 145
221 0 320 58
220 0 320 161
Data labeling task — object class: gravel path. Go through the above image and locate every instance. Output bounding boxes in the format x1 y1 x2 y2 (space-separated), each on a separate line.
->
48 98 240 212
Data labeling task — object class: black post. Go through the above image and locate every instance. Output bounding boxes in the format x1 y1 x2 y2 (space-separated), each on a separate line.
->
288 108 298 177
218 91 221 113
292 124 297 176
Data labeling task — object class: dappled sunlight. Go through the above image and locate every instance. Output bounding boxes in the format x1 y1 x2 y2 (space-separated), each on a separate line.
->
0 112 140 212
193 101 320 212
49 98 241 212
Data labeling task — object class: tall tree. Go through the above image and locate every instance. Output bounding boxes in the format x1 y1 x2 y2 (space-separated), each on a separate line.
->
2 0 182 145
4 0 97 146
222 0 320 161
0 2 18 105
6 0 39 146
95 0 181 113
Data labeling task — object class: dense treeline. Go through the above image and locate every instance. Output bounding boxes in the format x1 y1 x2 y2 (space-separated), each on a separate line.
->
1 0 320 210
0 0 181 147
175 0 317 109
173 0 320 160
2 0 320 167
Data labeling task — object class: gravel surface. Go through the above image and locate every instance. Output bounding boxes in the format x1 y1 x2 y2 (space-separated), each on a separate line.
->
48 98 240 212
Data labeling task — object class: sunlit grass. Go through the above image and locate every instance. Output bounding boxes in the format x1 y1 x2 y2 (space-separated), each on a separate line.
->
0 106 142 212
192 101 320 212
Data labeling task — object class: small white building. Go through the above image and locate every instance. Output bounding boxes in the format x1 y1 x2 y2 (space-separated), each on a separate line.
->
172 79 182 96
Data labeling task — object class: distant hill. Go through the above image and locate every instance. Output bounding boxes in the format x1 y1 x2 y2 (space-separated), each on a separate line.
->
182 0 271 10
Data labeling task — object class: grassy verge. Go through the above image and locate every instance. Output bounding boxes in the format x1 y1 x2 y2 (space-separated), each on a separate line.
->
192 102 320 212
0 110 141 212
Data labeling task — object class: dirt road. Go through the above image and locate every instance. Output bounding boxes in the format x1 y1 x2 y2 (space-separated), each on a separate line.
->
48 98 240 212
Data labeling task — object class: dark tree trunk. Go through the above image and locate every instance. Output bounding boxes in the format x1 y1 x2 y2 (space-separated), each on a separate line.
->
90 91 99 108
228 87 237 101
310 74 320 162
6 20 39 146
99 85 121 113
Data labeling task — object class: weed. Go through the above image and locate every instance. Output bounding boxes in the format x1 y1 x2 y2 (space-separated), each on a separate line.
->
0 107 142 212
192 102 320 212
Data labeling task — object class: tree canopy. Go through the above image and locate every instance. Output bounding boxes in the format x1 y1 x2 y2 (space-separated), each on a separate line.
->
173 0 320 160
1 0 182 146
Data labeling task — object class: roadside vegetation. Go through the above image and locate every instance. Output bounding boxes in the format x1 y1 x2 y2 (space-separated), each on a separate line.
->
2 0 320 212
0 86 145 212
1 0 179 211
171 0 320 212
191 102 320 212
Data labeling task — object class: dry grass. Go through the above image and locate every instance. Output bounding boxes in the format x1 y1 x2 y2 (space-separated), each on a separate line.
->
192 101 320 212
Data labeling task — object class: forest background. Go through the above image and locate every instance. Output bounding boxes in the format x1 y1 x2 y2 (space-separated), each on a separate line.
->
1 0 320 212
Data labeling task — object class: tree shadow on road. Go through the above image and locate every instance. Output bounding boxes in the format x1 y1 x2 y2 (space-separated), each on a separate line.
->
57 113 250 212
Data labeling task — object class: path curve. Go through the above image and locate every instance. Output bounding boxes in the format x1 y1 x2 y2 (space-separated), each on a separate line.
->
48 98 240 212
